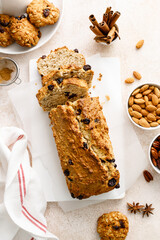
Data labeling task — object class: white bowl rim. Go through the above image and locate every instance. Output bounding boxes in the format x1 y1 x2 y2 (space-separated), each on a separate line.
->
126 82 160 131
148 133 160 174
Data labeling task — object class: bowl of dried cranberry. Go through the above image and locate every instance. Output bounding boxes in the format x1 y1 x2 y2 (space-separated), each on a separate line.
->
149 134 160 174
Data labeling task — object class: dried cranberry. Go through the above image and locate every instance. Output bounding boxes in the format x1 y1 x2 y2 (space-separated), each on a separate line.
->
108 178 116 187
68 93 77 99
41 55 46 59
56 78 63 84
83 65 91 71
64 169 70 176
0 21 9 27
41 74 43 77
38 30 41 38
77 195 83 200
43 9 50 17
83 142 88 149
81 118 90 124
68 159 73 165
107 159 115 163
114 164 117 168
64 92 70 96
74 48 79 53
71 193 75 198
112 225 120 230
119 220 125 228
94 118 99 123
115 183 120 189
48 85 54 90
76 109 81 115
0 26 4 33
100 159 105 163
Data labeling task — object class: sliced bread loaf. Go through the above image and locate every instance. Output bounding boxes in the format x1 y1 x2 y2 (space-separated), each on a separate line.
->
37 46 86 76
36 78 88 111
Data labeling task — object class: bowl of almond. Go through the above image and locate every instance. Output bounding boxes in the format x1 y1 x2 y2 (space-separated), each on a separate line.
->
127 83 160 130
149 134 160 174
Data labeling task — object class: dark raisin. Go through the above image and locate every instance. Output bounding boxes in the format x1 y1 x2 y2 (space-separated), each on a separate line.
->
43 9 50 17
64 92 70 97
15 16 21 20
74 48 79 53
94 118 99 123
38 30 41 38
68 93 77 99
114 164 117 168
115 183 120 189
119 220 125 228
48 85 54 90
64 169 70 176
56 78 63 84
0 21 9 27
107 159 115 163
112 225 120 230
0 26 4 33
100 159 105 163
80 95 84 98
76 109 81 115
83 64 91 71
58 68 60 70
27 15 30 21
81 118 90 124
68 178 73 182
41 74 43 77
108 178 116 187
77 195 83 200
83 142 88 149
71 193 75 198
20 14 26 19
68 159 73 165
41 55 46 59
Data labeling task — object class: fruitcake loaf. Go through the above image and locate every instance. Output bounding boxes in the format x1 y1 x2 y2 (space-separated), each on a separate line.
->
36 78 88 111
41 66 94 88
49 96 120 199
37 46 86 76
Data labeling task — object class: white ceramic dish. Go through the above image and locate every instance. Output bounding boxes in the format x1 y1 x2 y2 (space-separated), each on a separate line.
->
126 83 160 131
0 0 63 55
148 134 160 174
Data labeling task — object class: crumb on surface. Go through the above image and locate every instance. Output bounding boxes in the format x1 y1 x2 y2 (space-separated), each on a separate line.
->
93 85 96 89
35 83 37 85
105 95 110 101
97 73 102 81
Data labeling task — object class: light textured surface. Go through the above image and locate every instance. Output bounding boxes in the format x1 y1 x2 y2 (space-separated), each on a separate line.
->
1 0 160 239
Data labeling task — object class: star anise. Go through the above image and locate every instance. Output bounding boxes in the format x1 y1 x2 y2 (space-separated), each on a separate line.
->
127 202 144 214
142 204 154 217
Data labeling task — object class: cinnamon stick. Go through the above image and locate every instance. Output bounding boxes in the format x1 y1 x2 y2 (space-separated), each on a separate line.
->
89 14 99 27
105 7 112 14
98 21 110 35
108 11 114 25
90 25 104 36
103 13 108 23
109 11 121 28
107 26 116 43
94 36 108 44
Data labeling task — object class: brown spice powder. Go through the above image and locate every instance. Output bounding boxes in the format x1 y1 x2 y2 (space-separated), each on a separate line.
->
0 68 13 82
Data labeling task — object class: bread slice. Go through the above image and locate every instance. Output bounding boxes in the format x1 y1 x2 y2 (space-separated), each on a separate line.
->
49 96 120 199
41 66 94 88
36 78 88 111
37 46 86 76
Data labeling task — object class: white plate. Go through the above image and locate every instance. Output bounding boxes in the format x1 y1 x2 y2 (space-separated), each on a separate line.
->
0 0 63 55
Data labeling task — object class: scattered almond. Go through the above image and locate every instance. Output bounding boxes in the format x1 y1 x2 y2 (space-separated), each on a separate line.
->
133 71 142 80
136 40 144 49
125 77 134 84
105 95 110 101
97 73 102 81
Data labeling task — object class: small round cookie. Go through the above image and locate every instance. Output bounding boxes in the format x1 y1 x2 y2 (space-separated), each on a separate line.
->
97 211 129 240
10 16 41 47
0 14 14 47
27 0 60 27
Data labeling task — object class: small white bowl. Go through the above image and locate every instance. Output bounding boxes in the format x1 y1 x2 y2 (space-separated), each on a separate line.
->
126 82 160 131
148 134 160 174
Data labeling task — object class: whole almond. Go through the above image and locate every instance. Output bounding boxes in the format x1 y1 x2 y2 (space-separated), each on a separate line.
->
140 84 149 92
157 104 160 108
132 88 140 96
129 96 134 106
139 103 146 108
150 122 159 127
158 120 160 124
128 107 133 116
143 170 153 182
141 109 149 117
148 93 153 100
132 104 142 112
143 89 152 95
125 78 134 84
154 87 160 98
149 86 154 90
133 71 142 80
132 111 142 119
152 94 159 106
134 99 145 104
147 113 156 122
135 93 143 99
132 117 139 124
136 40 144 49
156 108 160 115
139 118 150 128
146 105 157 112
144 95 149 104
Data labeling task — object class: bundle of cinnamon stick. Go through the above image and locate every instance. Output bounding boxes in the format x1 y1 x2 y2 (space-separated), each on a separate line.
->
89 7 121 45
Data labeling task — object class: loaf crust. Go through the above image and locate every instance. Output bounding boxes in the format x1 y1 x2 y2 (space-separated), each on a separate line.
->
49 96 120 199
37 46 86 76
41 66 94 88
36 78 88 111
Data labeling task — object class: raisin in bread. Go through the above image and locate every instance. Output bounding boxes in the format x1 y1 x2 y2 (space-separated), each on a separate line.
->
37 46 86 76
41 66 94 88
49 96 120 199
36 78 88 111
